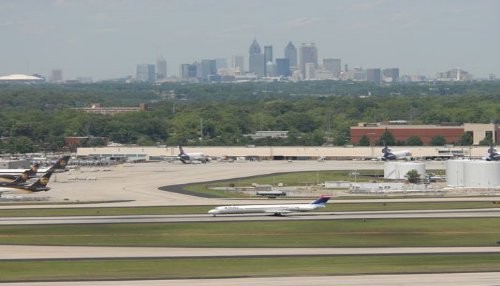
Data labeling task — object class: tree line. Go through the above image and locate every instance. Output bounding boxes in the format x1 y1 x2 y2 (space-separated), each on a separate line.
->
0 81 499 153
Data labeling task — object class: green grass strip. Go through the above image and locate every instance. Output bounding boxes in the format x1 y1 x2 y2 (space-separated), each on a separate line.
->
2 218 500 247
0 206 211 217
1 254 500 282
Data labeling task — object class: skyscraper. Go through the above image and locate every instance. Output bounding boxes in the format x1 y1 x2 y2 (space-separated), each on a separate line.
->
284 41 297 69
156 57 167 80
323 58 341 77
136 64 155 82
180 64 197 80
200 59 217 81
382 68 400 82
264 45 273 64
299 43 318 78
249 39 265 77
231 55 244 73
276 58 291 77
264 45 273 77
366 68 382 84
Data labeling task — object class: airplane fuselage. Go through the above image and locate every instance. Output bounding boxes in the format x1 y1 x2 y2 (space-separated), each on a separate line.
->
382 150 412 160
208 203 324 216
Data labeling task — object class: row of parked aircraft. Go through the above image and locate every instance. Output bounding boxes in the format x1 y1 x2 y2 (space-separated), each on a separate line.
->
0 156 70 197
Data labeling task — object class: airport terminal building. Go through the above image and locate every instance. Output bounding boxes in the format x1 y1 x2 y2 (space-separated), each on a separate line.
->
76 145 490 162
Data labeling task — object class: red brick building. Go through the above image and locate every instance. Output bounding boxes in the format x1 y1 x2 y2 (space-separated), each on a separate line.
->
350 122 498 145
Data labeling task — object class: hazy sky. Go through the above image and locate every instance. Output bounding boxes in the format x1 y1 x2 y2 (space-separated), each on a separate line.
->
1 0 499 80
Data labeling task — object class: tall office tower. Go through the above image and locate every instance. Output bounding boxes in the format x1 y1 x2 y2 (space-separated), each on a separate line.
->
299 43 318 78
264 45 273 64
284 41 297 69
231 55 244 73
136 64 156 82
249 39 265 77
323 58 341 77
50 69 63 82
264 45 273 77
200 59 217 81
366 68 382 84
382 68 400 82
180 64 190 79
276 58 291 77
180 64 197 79
156 57 167 80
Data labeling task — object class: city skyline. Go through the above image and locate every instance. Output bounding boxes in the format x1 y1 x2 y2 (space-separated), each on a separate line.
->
1 0 499 80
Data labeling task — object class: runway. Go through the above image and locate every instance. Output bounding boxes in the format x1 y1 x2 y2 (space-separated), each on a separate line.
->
2 208 500 225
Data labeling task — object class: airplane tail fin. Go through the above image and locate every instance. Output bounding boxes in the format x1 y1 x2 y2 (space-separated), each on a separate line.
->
27 163 40 177
488 144 497 154
48 155 71 172
311 195 331 205
179 146 186 155
382 140 390 154
27 170 53 192
11 170 31 184
178 146 190 163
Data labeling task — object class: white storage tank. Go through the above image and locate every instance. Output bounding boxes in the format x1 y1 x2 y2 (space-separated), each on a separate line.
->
384 162 426 180
446 160 467 187
447 160 500 188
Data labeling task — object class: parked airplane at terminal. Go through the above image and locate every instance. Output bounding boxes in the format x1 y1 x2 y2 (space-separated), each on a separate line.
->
0 170 54 197
0 169 31 185
178 146 209 164
484 145 500 161
381 142 412 161
208 195 331 216
0 155 70 184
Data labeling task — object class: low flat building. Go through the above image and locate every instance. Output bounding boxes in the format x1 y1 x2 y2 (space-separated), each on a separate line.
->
351 122 497 145
76 145 491 161
75 103 147 115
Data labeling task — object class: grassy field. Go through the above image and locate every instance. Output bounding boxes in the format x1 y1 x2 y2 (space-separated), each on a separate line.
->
1 218 500 247
2 254 500 282
182 170 381 197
